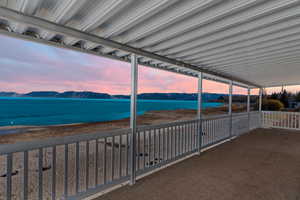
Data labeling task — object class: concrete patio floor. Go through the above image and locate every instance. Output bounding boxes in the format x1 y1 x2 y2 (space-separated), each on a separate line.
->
95 128 300 200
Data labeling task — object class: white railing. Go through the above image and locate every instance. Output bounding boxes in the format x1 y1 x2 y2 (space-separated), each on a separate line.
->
250 111 262 130
0 112 261 200
262 111 300 130
231 111 260 137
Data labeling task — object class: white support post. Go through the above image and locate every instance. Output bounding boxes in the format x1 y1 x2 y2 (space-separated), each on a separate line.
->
197 72 203 155
259 88 263 112
130 54 138 185
247 86 251 131
229 81 233 138
259 87 263 127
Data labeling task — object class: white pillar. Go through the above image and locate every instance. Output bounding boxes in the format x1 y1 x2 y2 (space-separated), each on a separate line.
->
247 87 251 131
259 87 263 127
247 87 251 113
229 80 233 138
197 72 203 154
259 88 263 112
130 54 138 185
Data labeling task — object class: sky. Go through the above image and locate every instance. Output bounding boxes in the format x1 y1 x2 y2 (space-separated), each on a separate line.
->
0 34 290 95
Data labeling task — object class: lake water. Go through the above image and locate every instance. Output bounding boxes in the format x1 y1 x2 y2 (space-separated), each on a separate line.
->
0 97 223 126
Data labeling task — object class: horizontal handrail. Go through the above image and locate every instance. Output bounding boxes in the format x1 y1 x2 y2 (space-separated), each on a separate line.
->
0 128 131 155
263 110 300 114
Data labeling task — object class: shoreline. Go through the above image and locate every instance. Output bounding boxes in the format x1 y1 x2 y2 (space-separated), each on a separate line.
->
0 106 248 144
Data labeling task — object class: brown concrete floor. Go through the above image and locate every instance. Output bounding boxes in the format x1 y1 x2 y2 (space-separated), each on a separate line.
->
95 128 300 200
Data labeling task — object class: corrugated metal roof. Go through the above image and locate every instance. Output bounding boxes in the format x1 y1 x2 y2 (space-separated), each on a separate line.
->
0 0 300 87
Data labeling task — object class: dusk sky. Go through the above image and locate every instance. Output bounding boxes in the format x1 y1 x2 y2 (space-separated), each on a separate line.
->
0 35 293 95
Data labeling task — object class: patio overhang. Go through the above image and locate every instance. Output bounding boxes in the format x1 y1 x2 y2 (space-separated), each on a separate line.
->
1 1 299 88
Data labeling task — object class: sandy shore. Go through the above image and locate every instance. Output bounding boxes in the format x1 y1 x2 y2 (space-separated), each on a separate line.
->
0 106 236 144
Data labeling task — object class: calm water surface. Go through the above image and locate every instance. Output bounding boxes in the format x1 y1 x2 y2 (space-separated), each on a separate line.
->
0 97 223 126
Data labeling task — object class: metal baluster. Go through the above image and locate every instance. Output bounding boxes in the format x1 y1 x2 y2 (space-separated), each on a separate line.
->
162 128 165 161
195 122 198 150
213 120 215 143
209 120 212 144
154 129 157 164
203 121 206 146
143 131 146 169
171 127 174 159
119 136 122 178
137 132 140 170
207 121 210 145
193 122 198 150
184 124 187 153
23 151 28 200
95 139 99 186
174 126 177 157
38 148 43 200
111 137 115 181
190 123 192 151
86 141 90 189
6 153 12 200
75 142 80 193
104 138 107 184
201 120 204 147
158 128 161 163
126 134 129 176
180 125 183 155
191 123 194 151
148 131 151 166
166 127 169 160
52 147 56 200
196 121 200 151
186 123 189 152
191 122 194 150
64 144 68 197
285 113 287 128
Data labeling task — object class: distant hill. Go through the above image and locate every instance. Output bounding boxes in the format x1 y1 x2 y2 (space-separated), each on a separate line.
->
0 91 227 101
24 91 111 99
0 92 19 97
58 91 111 99
25 91 60 97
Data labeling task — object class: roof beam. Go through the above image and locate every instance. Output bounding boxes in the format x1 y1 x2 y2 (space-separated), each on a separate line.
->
0 6 260 87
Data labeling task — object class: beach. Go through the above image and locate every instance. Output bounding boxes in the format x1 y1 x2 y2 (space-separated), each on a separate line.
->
0 106 235 144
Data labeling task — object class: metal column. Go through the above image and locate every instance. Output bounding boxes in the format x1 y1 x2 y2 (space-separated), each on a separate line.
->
247 87 251 131
259 87 263 127
130 54 138 185
259 88 263 112
197 72 203 155
229 81 233 138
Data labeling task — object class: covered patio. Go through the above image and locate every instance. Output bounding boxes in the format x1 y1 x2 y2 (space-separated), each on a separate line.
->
0 1 300 200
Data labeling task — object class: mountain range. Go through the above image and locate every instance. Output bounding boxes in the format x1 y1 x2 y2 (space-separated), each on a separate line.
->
0 91 226 101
